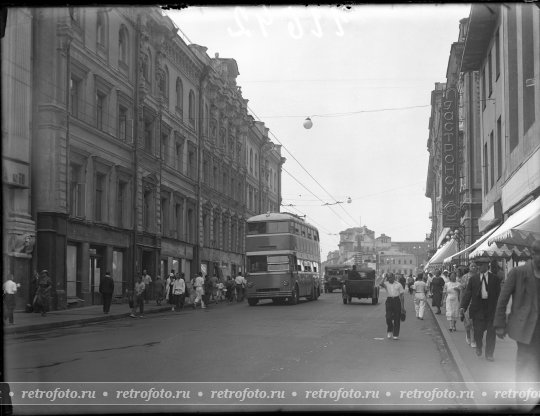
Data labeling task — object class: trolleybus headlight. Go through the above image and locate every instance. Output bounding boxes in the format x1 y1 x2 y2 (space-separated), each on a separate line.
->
282 281 289 286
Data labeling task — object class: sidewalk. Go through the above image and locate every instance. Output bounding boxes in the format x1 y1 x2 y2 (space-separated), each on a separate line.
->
3 298 235 335
424 296 521 409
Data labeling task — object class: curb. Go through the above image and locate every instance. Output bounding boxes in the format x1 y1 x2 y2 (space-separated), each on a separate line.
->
3 306 172 335
425 300 488 409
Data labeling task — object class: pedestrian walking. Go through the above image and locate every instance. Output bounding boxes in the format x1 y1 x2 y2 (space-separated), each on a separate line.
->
132 274 145 318
407 275 415 295
193 272 206 309
3 274 18 325
490 260 505 284
154 275 165 306
203 274 213 306
430 269 445 314
235 272 246 302
443 271 461 331
459 263 477 347
28 270 39 313
426 272 434 298
34 270 52 316
380 272 405 340
166 272 175 308
442 270 450 284
460 257 501 361
225 276 236 303
413 273 428 320
171 273 186 311
494 240 540 385
142 270 152 304
216 277 225 302
210 273 219 303
99 271 115 314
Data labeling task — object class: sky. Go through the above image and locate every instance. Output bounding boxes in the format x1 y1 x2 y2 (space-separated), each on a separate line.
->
166 5 472 257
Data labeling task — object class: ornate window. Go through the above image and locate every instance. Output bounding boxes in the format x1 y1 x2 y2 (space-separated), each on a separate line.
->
188 90 195 125
158 66 169 100
175 77 183 115
118 25 129 69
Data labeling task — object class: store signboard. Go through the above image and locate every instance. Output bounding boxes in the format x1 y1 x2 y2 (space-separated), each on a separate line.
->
441 86 459 227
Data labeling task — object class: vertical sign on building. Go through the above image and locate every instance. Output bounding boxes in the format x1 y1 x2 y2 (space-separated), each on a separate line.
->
442 86 459 227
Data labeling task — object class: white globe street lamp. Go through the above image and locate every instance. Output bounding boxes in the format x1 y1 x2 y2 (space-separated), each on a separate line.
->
303 117 313 129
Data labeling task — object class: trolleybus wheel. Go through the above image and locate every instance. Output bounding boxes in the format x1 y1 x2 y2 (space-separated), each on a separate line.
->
247 298 258 306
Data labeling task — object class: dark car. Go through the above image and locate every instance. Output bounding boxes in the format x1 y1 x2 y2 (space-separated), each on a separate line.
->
342 266 379 305
324 275 344 293
323 266 350 293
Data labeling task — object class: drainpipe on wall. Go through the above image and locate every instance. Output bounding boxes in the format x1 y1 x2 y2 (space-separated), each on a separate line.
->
131 14 141 290
61 10 73 310
194 65 210 275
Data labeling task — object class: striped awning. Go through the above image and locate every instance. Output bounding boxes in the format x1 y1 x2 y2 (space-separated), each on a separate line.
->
425 239 458 269
487 197 540 250
443 226 500 264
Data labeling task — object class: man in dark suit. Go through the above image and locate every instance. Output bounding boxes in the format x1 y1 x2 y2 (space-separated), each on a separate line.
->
460 257 501 361
99 272 115 314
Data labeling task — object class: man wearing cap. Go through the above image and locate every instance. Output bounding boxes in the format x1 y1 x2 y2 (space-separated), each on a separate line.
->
99 272 115 314
494 239 540 386
460 257 501 361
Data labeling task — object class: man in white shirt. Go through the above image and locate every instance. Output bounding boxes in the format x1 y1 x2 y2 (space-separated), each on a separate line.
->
142 270 152 304
380 273 405 340
193 272 206 309
3 274 18 325
235 272 246 302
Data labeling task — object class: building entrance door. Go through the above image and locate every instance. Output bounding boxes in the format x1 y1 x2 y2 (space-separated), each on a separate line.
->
89 246 104 305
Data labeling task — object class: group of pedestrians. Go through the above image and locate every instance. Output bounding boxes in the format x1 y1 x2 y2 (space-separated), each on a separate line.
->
127 270 248 317
379 240 540 391
420 240 540 389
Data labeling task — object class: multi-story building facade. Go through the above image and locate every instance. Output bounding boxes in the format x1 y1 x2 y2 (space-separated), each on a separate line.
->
1 6 284 309
1 8 36 308
425 82 449 255
426 4 539 269
462 4 539 239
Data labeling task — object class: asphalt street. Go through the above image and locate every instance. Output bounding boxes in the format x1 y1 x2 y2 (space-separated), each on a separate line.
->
4 290 480 413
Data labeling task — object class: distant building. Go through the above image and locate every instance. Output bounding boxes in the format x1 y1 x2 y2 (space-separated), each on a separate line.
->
323 226 429 275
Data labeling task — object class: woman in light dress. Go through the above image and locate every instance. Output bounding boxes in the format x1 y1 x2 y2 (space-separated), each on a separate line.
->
443 271 461 332
413 273 428 320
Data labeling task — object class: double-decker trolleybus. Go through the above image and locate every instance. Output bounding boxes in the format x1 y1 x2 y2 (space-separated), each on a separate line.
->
245 212 322 306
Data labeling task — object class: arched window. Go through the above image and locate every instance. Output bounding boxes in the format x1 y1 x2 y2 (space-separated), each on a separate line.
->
142 49 152 83
159 65 169 100
118 25 129 65
249 149 253 173
175 77 183 114
96 11 107 49
188 90 195 125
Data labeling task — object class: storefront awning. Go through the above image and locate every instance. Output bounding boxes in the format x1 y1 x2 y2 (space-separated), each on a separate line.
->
487 197 540 250
443 226 500 264
468 241 530 260
425 239 458 269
